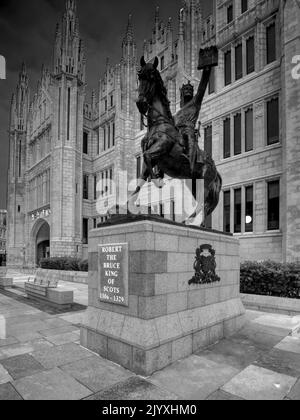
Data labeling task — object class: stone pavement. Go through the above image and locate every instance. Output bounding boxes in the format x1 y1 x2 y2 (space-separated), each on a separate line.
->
0 281 299 400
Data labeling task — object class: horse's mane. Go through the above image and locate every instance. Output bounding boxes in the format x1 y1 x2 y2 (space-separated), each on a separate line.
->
153 69 174 123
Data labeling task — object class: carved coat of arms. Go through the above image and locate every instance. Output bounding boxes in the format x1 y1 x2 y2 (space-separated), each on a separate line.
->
189 244 221 285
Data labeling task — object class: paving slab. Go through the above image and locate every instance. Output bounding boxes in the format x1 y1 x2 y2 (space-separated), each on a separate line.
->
206 390 244 400
31 342 94 369
0 364 13 384
1 354 45 380
275 336 300 355
45 331 80 346
222 365 297 400
198 339 264 370
13 367 92 400
229 327 285 351
85 376 179 400
253 348 300 378
287 379 300 400
252 314 300 335
39 325 79 338
61 355 133 393
150 355 239 400
0 383 23 400
0 337 19 348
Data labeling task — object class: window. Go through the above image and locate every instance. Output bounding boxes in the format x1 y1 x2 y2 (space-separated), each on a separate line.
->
268 180 280 230
223 191 231 233
225 50 232 86
136 156 142 179
235 44 243 80
227 4 233 23
93 218 97 229
204 125 212 157
161 56 165 71
94 176 97 200
97 130 100 155
245 108 253 152
103 127 106 151
223 118 231 159
110 95 114 107
112 123 115 147
266 22 276 64
82 218 88 245
104 99 107 111
246 36 255 74
83 132 88 155
67 88 71 141
234 188 242 233
267 98 279 145
234 113 242 155
83 175 89 200
245 186 254 232
107 125 111 149
171 200 175 222
241 0 248 13
208 67 215 94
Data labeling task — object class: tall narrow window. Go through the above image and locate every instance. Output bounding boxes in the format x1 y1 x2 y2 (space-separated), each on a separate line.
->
171 200 175 222
83 175 89 200
97 130 100 155
266 22 276 64
268 180 280 230
136 156 141 179
241 0 248 13
225 50 232 86
67 87 71 140
223 190 231 233
18 140 22 177
234 188 242 233
104 99 107 111
245 108 253 152
245 186 254 232
83 132 88 155
103 127 106 151
58 88 61 140
109 168 113 195
204 125 212 157
161 56 165 71
267 98 279 145
112 122 115 147
246 36 255 74
227 4 233 23
235 44 243 80
94 176 97 200
110 95 114 107
108 125 111 149
82 218 88 245
234 113 242 155
208 67 215 94
223 117 231 159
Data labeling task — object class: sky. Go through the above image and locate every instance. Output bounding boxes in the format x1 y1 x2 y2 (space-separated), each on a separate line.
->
0 0 212 209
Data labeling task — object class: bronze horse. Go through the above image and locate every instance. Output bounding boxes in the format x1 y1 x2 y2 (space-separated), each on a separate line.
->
129 56 222 226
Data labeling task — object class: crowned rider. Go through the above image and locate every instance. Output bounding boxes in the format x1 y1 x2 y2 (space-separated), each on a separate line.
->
174 66 212 177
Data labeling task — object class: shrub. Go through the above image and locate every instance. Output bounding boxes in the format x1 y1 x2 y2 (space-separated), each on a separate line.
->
40 257 88 272
240 260 300 299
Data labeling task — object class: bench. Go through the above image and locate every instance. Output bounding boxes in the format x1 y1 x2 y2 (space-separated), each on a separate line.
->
25 276 74 309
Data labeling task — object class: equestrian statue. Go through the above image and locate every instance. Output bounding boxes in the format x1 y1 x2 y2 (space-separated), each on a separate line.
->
124 46 222 227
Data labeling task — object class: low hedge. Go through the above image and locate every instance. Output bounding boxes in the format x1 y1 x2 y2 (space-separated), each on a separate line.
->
39 257 88 272
241 261 300 299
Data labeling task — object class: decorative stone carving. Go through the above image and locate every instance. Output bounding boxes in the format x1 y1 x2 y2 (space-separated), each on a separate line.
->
189 244 221 285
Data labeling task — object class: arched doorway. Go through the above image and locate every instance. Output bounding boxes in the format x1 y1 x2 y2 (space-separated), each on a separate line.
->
32 220 50 266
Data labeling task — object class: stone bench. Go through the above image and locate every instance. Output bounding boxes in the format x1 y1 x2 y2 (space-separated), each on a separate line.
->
24 276 74 309
0 277 13 290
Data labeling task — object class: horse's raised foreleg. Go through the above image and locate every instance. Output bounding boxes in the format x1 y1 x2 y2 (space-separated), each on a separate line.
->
127 164 149 214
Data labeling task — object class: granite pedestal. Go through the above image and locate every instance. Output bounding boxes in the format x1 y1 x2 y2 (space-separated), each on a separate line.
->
81 217 245 376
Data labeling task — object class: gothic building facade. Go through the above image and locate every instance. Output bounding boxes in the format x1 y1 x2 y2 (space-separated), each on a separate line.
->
6 0 300 267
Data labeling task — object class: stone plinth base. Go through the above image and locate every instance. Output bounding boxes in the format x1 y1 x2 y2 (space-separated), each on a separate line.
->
0 278 13 289
81 217 245 376
25 283 74 309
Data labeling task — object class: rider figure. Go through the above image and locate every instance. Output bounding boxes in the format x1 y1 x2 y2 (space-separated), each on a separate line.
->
174 67 212 176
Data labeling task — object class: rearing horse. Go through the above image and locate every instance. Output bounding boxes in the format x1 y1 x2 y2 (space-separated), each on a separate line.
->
130 56 222 226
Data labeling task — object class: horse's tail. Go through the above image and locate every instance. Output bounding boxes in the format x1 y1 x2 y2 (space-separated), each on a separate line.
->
205 170 223 218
